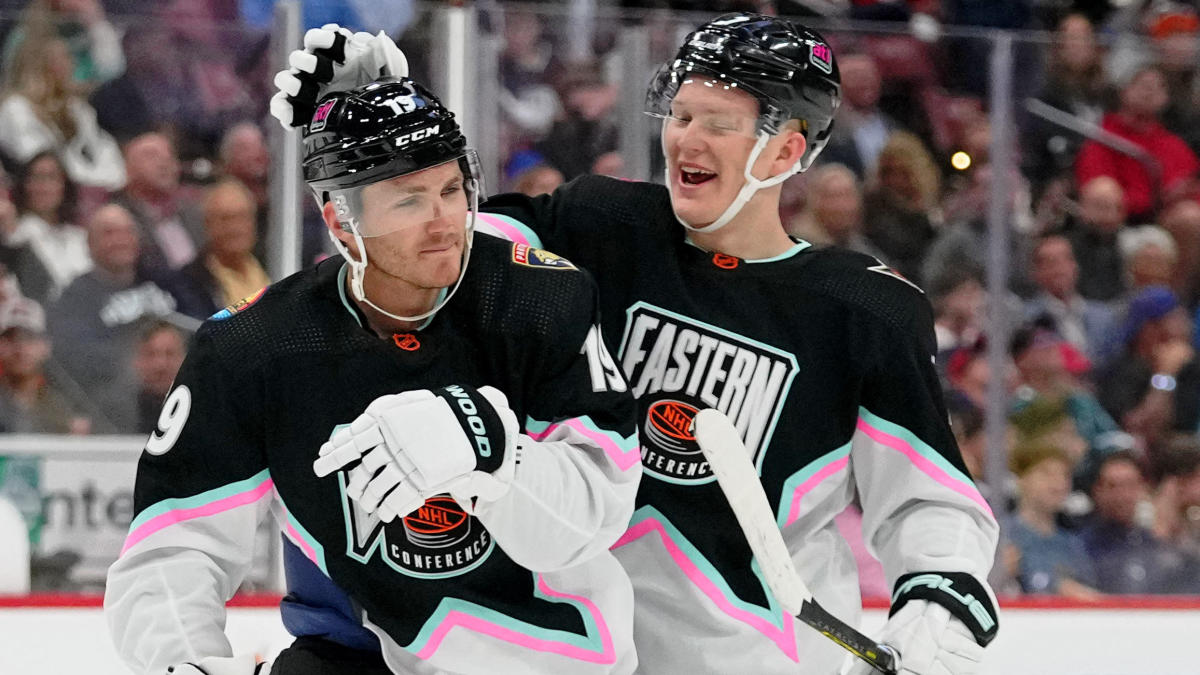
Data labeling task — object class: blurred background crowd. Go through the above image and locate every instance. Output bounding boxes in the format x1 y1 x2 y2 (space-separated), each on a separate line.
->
0 0 1198 599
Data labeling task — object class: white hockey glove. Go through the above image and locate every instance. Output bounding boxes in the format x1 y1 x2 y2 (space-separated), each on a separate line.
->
166 655 270 675
270 23 409 129
313 385 520 521
845 572 998 675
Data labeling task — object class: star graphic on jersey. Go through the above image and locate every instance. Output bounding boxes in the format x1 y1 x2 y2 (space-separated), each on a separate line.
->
867 260 924 294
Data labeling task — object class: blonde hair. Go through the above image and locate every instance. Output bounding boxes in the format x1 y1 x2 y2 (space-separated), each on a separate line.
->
874 131 941 211
2 36 77 139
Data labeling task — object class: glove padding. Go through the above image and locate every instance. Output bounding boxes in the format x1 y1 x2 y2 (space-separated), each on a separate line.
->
270 23 409 128
314 385 519 521
843 600 983 675
167 655 270 675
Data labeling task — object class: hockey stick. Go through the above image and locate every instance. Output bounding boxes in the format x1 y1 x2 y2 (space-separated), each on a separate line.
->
692 408 900 674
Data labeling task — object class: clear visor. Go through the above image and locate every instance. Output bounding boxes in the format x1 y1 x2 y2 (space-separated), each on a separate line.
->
645 65 790 137
329 150 483 238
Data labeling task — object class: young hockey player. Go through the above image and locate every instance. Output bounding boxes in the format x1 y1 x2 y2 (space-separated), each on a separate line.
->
105 77 640 675
275 13 1000 674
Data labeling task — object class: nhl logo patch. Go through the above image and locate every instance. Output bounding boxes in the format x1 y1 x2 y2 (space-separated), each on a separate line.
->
512 243 576 270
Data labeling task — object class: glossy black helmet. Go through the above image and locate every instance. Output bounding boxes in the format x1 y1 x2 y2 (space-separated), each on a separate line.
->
302 77 472 199
646 12 841 170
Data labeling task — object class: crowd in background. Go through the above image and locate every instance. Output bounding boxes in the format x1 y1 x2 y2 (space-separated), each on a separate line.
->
0 0 1199 597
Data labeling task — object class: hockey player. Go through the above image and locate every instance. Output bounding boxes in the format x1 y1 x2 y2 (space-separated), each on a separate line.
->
105 77 641 675
274 14 999 674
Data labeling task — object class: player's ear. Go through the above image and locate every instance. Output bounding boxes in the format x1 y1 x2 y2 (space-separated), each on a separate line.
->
322 201 359 254
768 123 807 176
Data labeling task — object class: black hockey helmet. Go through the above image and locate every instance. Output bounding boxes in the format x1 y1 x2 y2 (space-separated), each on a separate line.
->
302 77 480 204
646 12 841 171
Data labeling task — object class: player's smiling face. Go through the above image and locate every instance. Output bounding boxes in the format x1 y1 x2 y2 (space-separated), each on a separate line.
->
357 160 468 290
662 79 761 226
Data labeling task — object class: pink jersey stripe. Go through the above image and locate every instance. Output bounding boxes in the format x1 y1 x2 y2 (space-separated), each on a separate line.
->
476 213 531 245
783 456 850 527
855 418 993 516
121 479 275 556
413 575 615 663
613 517 799 661
527 418 640 472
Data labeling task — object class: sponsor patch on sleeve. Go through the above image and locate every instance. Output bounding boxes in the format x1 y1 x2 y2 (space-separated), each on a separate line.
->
209 287 267 321
511 243 576 270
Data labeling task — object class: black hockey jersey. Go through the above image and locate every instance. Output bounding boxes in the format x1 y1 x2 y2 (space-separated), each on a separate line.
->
481 176 998 674
105 234 641 675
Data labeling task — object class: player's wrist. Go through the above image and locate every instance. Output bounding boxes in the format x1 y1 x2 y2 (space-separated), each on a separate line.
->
890 571 999 647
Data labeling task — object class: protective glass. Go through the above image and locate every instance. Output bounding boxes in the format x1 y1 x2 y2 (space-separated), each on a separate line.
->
329 150 483 238
645 64 790 137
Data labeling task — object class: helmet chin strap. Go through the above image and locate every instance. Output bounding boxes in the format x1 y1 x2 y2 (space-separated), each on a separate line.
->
667 129 804 234
329 184 479 324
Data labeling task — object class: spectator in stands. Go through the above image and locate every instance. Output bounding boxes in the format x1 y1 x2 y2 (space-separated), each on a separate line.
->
1098 286 1200 452
537 61 619 181
91 0 260 160
929 264 986 356
167 179 269 320
0 297 88 434
1159 198 1200 306
109 132 203 280
1009 319 1128 488
0 36 124 190
8 151 90 303
1147 5 1200 152
1024 13 1111 187
927 161 1038 298
818 54 896 179
1065 176 1128 303
1079 451 1200 593
1152 436 1200 561
2 0 125 90
503 148 564 197
1009 394 1090 481
1024 234 1117 363
217 122 269 217
1118 224 1177 304
1076 64 1199 222
497 10 559 149
127 319 186 434
787 163 884 259
944 335 995 412
1005 440 1101 599
46 203 176 407
861 131 941 284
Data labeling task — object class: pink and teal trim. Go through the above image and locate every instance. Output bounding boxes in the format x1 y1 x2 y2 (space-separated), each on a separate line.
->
476 213 543 248
856 407 992 516
122 469 275 556
406 572 615 663
278 495 328 575
525 416 640 472
613 506 799 661
778 443 851 528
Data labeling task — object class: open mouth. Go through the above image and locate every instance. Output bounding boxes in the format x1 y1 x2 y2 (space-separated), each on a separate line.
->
679 165 717 186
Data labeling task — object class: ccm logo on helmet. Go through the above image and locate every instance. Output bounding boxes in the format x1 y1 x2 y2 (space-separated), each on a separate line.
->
395 125 440 147
445 385 492 457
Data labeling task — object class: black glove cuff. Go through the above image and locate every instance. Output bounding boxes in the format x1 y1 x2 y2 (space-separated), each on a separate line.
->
433 384 507 473
891 571 999 647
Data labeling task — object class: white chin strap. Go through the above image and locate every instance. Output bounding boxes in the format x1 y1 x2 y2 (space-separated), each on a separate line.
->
667 130 803 234
329 186 478 324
